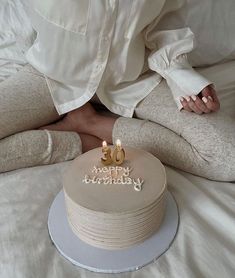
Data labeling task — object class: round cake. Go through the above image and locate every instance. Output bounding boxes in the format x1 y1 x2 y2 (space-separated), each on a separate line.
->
63 146 167 249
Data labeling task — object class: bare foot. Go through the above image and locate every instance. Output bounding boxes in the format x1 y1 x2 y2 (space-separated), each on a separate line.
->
39 102 97 133
39 102 116 143
79 133 102 152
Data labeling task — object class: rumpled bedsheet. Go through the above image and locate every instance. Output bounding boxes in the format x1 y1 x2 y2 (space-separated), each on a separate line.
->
0 0 35 81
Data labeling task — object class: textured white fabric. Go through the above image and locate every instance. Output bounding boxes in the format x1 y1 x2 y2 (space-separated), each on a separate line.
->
0 163 234 278
157 0 235 67
146 28 212 109
0 0 35 81
24 0 211 116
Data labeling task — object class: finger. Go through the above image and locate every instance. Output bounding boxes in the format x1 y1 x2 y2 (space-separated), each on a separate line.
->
185 96 203 114
191 94 211 113
209 87 220 103
201 86 220 112
202 96 220 112
180 97 193 112
201 86 212 98
202 86 219 103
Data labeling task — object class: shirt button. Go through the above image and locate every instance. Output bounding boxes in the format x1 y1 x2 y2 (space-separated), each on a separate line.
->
103 36 109 42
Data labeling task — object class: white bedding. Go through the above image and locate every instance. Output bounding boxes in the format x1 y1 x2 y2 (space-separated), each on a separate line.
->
0 0 35 81
0 1 235 278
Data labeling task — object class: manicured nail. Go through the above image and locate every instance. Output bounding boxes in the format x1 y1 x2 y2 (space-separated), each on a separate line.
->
185 96 190 102
202 97 208 103
180 97 184 102
208 96 213 101
191 95 197 101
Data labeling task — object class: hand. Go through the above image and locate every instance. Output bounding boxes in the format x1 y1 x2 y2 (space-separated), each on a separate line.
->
180 85 220 114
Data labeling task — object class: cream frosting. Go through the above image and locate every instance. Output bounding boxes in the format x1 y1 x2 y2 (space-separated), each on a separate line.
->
82 165 144 191
63 147 167 249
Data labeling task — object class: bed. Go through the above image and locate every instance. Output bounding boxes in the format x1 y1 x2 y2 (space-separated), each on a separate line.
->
0 1 235 277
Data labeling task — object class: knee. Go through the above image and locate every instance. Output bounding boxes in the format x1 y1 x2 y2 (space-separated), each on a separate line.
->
195 129 235 182
200 157 235 182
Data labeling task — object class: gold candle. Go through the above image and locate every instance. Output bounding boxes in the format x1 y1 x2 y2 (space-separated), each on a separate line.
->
112 139 125 165
101 141 112 165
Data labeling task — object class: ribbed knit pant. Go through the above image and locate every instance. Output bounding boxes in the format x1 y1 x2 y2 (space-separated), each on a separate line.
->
0 63 234 181
0 65 82 172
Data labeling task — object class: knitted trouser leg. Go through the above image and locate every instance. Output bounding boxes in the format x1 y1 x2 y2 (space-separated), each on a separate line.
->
113 62 235 181
0 64 82 173
0 130 82 173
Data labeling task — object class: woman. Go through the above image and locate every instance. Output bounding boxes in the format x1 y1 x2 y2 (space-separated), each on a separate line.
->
0 0 234 181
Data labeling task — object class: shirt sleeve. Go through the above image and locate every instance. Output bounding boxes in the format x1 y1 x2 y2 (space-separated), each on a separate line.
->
144 27 212 110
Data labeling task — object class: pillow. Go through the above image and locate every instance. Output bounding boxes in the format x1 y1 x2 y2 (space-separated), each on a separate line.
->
0 0 35 82
157 0 235 67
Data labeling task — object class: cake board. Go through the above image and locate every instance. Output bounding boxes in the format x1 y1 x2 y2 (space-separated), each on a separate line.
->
48 190 179 274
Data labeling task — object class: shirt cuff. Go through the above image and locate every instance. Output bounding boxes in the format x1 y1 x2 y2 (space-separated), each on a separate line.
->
164 66 213 110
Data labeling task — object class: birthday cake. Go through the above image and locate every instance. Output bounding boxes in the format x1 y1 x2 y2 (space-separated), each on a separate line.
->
63 145 167 249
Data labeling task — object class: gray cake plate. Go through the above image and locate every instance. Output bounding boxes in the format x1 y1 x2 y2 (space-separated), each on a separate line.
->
48 190 179 274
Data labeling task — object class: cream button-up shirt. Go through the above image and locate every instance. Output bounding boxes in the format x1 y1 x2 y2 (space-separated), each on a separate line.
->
25 0 211 117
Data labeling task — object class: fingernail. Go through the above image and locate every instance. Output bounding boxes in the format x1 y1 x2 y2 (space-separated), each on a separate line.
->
191 95 197 101
180 97 184 102
202 97 208 103
185 96 191 102
208 96 213 101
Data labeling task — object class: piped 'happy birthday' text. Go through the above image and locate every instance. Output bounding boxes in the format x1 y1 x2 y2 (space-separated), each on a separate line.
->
82 166 144 192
